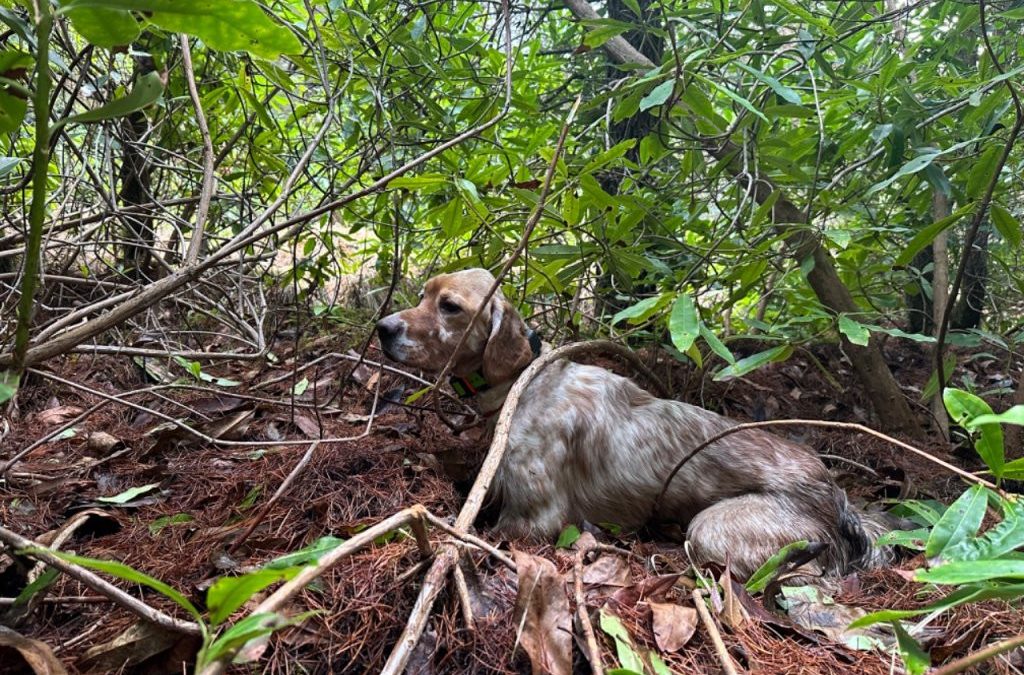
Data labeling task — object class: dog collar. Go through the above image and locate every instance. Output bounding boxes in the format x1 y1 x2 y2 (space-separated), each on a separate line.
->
449 328 542 399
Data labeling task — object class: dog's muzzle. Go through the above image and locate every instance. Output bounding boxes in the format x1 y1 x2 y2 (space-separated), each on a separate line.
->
376 315 404 361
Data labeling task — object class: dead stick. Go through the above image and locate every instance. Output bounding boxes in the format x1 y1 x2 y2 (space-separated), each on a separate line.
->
0 525 202 636
451 564 475 628
197 505 428 675
930 632 1024 675
381 340 656 674
574 547 604 675
421 511 515 571
692 589 741 675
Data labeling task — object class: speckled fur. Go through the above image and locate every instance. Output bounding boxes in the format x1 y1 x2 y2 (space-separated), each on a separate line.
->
378 269 891 579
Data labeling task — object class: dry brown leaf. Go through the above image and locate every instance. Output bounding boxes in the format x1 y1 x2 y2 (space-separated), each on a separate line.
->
78 620 199 672
610 573 682 608
718 566 748 628
581 553 631 588
86 431 122 453
648 602 697 653
0 626 68 675
512 551 573 675
36 406 83 427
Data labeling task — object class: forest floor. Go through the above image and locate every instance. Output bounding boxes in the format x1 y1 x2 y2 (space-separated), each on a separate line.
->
1 319 1023 674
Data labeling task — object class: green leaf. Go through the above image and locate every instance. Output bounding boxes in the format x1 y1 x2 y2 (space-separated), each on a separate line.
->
149 513 194 535
387 173 449 191
939 496 1024 562
943 388 1005 478
97 482 161 504
639 79 674 112
611 295 664 326
894 204 972 266
916 559 1024 584
0 91 27 134
206 567 300 625
966 145 1000 199
746 540 810 593
772 0 836 34
26 549 201 620
925 484 987 559
1002 457 1024 480
921 354 958 402
11 568 59 608
55 71 164 130
851 583 1024 628
700 324 735 364
968 405 1024 429
292 377 309 396
198 611 313 667
555 524 581 549
891 621 930 675
734 62 801 104
58 0 302 59
265 536 345 569
65 6 141 46
837 315 870 346
0 371 18 404
990 204 1021 248
668 294 699 353
0 157 22 179
581 18 634 48
713 345 792 381
695 73 768 123
599 609 645 674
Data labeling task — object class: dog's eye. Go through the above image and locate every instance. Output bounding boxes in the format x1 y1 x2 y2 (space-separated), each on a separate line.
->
439 299 461 314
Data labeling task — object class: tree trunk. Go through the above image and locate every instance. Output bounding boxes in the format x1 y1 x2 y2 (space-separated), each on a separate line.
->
931 190 951 438
117 57 157 279
906 244 933 335
950 225 989 330
563 0 921 436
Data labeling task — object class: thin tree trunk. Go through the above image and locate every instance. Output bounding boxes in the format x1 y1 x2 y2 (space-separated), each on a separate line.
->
950 225 990 330
562 0 921 436
931 190 951 438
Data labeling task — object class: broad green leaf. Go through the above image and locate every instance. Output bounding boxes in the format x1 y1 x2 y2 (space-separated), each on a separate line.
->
889 499 948 527
599 609 645 674
940 496 1024 562
265 536 345 569
292 377 309 396
915 559 1024 584
0 49 33 73
700 324 735 364
0 91 27 134
943 388 1004 478
897 201 966 266
713 344 792 381
198 611 313 667
668 294 699 353
207 567 300 625
58 0 302 60
65 6 141 46
611 295 664 326
891 621 930 675
97 482 161 504
1003 457 1024 480
735 62 801 104
0 156 21 179
0 371 18 404
990 204 1021 248
772 0 836 34
149 513 194 535
966 145 1000 199
851 583 1024 628
11 568 59 608
387 174 449 191
925 484 987 559
696 73 769 123
580 18 633 48
639 79 674 112
555 524 581 549
968 405 1024 429
837 315 870 346
875 527 930 550
746 540 810 593
26 549 200 620
56 71 164 130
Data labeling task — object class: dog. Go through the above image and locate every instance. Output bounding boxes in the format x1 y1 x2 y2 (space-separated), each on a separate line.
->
376 268 890 578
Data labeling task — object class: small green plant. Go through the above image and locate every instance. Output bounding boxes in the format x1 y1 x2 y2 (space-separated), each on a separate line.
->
22 535 344 670
849 388 1024 674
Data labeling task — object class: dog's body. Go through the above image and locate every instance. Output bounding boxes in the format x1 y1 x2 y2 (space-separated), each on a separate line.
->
377 268 888 578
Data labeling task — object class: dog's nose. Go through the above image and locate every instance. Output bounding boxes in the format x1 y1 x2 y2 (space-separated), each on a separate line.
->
376 316 402 345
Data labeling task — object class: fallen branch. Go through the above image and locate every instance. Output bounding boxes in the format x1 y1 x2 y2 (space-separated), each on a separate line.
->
692 589 741 675
930 631 1024 675
0 525 202 636
381 339 661 674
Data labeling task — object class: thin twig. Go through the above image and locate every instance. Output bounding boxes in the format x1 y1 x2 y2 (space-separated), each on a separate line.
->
692 589 741 675
930 632 1024 675
179 35 215 265
0 525 202 636
574 545 604 675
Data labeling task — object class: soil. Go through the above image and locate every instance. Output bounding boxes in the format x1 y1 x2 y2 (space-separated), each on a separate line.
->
1 327 1022 674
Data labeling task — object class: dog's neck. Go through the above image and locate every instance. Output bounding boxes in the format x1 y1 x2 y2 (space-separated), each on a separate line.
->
448 328 542 418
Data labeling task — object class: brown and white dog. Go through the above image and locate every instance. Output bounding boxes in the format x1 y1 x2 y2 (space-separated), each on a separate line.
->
376 268 889 578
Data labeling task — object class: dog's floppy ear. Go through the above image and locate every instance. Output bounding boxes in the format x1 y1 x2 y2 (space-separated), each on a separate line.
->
482 297 533 384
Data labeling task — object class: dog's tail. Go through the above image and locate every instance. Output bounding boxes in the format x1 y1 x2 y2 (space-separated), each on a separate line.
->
829 489 895 574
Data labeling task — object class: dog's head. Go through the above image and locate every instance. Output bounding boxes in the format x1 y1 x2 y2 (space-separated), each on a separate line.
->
376 268 534 384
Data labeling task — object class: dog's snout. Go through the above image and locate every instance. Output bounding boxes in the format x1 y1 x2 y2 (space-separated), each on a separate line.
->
376 316 402 343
